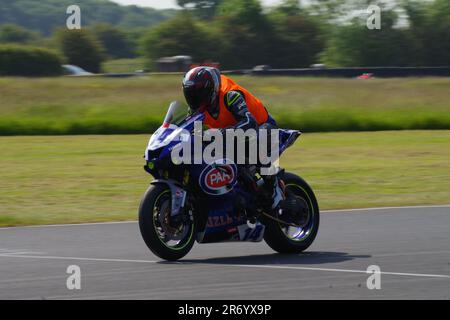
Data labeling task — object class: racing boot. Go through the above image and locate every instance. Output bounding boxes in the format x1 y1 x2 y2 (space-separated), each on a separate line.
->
257 170 285 214
270 175 285 211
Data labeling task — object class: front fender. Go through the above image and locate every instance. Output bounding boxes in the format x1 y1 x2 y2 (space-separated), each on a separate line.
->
151 179 187 217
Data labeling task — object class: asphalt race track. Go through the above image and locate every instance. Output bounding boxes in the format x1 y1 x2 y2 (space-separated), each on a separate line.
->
0 206 449 299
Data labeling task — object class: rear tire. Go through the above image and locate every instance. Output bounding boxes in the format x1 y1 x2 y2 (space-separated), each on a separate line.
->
139 184 195 261
263 172 320 254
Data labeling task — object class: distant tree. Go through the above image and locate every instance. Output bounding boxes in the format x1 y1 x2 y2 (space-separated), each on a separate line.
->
0 24 39 44
321 10 415 67
0 45 62 76
268 0 324 67
119 5 177 29
177 0 223 19
90 23 136 59
306 0 391 22
403 0 450 66
0 0 176 36
56 29 104 73
215 0 274 69
140 12 218 66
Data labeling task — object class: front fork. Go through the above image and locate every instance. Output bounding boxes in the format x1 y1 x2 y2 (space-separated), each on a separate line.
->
150 179 187 219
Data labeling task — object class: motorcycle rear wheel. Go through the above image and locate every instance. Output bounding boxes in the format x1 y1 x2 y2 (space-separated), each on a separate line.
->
263 172 320 254
139 184 195 261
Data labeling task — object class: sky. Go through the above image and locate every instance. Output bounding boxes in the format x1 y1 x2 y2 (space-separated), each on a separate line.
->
111 0 284 10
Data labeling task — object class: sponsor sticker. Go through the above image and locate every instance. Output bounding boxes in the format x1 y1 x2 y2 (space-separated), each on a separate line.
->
199 159 237 195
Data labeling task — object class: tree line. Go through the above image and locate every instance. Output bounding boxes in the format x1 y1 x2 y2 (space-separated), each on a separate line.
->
0 0 448 74
0 0 175 35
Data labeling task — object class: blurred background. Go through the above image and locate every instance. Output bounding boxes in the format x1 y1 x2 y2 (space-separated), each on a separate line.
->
0 0 449 226
0 0 449 75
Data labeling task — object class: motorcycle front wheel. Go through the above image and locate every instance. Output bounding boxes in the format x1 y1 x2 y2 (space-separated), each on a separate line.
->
139 184 195 261
263 172 320 254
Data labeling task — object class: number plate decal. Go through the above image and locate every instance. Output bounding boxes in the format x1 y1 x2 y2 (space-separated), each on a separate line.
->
237 224 265 242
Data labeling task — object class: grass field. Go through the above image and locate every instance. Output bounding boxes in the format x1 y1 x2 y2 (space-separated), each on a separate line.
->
102 58 146 74
0 130 449 227
0 76 449 135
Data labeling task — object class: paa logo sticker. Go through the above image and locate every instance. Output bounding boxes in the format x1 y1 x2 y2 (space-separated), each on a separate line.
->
200 159 237 195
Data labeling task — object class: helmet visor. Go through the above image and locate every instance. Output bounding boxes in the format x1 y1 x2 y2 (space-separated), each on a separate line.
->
183 87 211 112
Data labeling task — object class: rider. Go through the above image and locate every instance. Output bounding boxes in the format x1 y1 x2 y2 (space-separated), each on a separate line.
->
181 66 284 213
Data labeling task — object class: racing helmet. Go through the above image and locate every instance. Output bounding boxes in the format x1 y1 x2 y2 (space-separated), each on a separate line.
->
182 66 221 114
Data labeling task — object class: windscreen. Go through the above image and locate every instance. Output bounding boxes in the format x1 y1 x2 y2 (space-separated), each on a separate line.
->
163 101 189 127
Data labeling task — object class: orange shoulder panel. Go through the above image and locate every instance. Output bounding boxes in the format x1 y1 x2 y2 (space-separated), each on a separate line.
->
204 75 268 128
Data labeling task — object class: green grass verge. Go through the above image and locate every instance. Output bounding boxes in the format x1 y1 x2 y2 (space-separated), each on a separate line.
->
102 58 146 74
0 76 449 135
0 130 449 227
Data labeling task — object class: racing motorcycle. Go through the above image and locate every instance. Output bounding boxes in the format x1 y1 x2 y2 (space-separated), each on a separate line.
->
139 102 320 261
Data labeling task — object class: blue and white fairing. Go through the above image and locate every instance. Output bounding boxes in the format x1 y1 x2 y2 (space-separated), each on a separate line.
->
144 101 301 244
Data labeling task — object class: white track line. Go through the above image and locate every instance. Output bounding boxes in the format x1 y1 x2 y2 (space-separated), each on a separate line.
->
0 254 157 264
0 253 449 279
1 204 449 230
323 204 450 213
0 220 136 230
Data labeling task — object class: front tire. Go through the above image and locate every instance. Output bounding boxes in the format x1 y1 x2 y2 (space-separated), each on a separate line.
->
263 172 320 254
139 184 195 261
